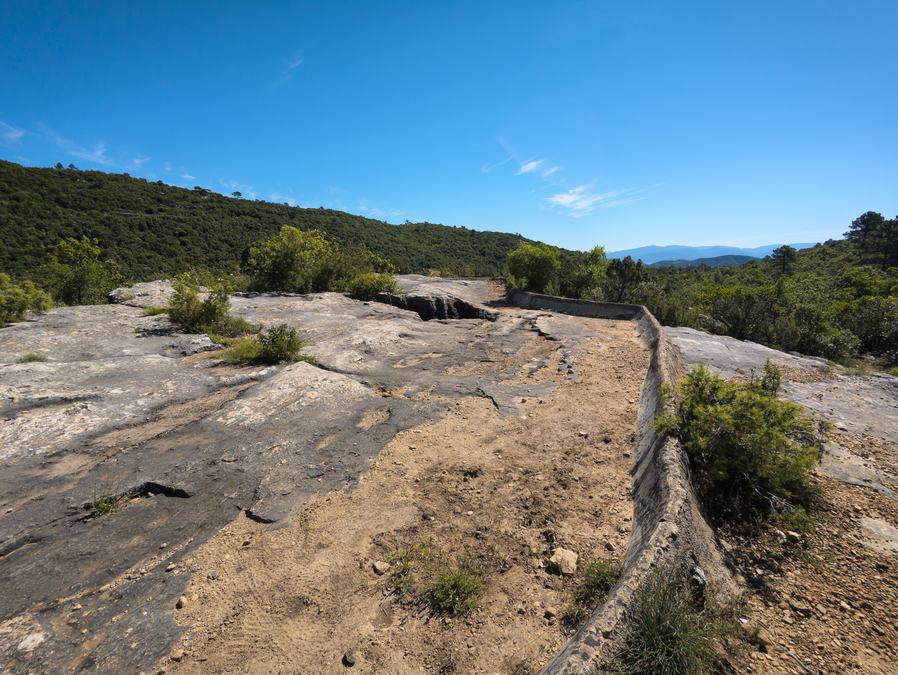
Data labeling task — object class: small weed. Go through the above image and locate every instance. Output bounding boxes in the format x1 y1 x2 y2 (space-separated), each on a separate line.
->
776 505 815 534
430 561 481 615
16 352 47 363
89 495 121 518
388 544 431 597
141 305 168 316
563 559 618 627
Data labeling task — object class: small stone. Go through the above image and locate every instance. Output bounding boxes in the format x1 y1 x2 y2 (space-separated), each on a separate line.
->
604 541 616 552
548 547 578 575
577 431 589 438
789 600 812 617
170 649 184 662
543 606 558 619
159 542 168 549
176 596 188 609
166 563 176 572
72 603 82 611
755 627 774 650
784 530 802 545
372 560 390 576
207 569 220 580
342 650 356 667
603 435 612 443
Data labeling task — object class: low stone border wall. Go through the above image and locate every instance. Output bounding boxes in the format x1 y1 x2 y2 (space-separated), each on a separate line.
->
507 290 735 673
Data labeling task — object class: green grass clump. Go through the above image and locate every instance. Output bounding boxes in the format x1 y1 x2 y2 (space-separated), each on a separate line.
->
564 559 618 627
216 324 312 365
657 361 824 524
16 352 47 363
610 576 724 675
89 495 120 518
141 305 168 316
430 562 482 615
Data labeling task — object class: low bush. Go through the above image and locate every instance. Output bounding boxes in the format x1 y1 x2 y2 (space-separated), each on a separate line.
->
346 272 399 300
0 273 52 325
217 324 310 365
430 562 481 615
141 305 167 316
657 362 824 523
563 559 619 627
610 575 730 674
16 352 48 363
258 324 304 362
167 275 255 337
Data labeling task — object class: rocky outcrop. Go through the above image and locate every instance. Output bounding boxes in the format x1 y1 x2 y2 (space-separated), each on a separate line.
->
379 274 499 320
507 290 737 674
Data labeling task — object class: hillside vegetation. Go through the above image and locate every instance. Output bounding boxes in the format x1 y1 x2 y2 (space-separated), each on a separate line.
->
0 160 529 280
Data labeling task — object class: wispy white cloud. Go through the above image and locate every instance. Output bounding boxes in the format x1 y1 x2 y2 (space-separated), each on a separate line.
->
220 179 258 199
546 185 642 217
273 53 304 88
128 155 150 170
517 158 545 175
480 156 513 174
269 192 298 206
41 126 115 166
181 171 196 181
359 203 401 219
541 165 560 178
163 161 173 172
0 121 26 144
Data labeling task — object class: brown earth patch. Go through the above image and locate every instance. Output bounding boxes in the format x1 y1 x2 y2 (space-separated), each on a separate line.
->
164 316 649 674
727 458 898 674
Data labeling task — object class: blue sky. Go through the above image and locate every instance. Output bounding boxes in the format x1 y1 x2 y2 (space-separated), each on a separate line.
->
1 1 896 251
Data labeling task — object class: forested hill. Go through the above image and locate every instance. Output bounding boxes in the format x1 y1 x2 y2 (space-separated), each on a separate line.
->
0 160 530 280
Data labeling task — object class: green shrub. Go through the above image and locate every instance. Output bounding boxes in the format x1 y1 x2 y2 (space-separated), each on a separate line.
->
247 226 337 293
346 272 399 300
564 559 619 626
0 273 52 325
217 325 310 365
507 242 561 293
141 305 168 316
610 575 723 674
430 562 481 615
258 324 304 362
657 362 824 523
43 236 122 305
16 352 48 363
167 275 254 337
776 505 815 534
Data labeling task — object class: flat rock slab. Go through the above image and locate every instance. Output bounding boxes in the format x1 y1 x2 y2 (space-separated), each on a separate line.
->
0 278 613 673
666 326 898 443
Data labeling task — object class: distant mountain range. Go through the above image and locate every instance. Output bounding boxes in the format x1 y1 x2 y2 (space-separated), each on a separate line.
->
649 254 757 269
609 243 816 265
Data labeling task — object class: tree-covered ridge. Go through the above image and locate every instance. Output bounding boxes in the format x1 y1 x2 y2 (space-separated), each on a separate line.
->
0 160 532 280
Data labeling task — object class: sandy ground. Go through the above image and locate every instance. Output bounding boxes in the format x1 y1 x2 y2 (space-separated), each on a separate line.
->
163 314 649 674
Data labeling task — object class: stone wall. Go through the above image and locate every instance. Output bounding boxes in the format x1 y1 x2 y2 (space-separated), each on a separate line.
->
506 290 735 673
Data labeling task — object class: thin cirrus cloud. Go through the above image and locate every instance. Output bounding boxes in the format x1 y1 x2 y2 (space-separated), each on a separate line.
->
272 54 304 88
516 158 545 175
541 165 560 178
546 185 642 217
0 120 26 144
41 126 114 166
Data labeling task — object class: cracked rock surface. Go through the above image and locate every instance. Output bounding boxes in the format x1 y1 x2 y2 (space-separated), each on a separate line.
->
0 277 636 673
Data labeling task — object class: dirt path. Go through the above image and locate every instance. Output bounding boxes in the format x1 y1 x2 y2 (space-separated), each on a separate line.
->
164 313 649 673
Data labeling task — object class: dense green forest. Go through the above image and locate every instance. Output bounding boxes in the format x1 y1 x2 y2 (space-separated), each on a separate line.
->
0 160 532 280
508 217 898 368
